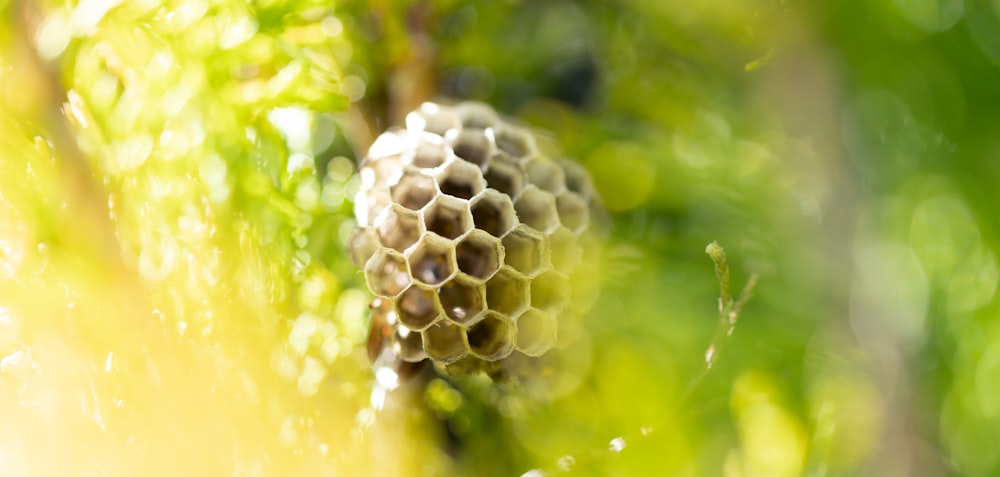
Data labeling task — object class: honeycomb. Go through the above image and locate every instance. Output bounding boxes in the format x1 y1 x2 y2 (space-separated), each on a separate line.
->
350 101 602 376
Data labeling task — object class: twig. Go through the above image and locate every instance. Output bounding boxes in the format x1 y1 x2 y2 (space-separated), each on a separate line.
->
679 241 759 407
705 241 732 312
703 241 757 368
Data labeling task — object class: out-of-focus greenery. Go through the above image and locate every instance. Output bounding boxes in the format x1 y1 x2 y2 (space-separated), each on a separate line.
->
2 0 1000 475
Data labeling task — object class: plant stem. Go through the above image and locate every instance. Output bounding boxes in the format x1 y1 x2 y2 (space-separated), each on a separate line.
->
679 242 759 407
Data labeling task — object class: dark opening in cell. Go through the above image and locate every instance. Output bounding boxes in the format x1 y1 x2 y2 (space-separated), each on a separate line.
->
407 236 456 286
437 159 486 200
391 169 437 211
396 285 441 330
465 313 515 361
455 230 502 280
470 189 517 237
483 161 524 199
438 278 486 325
484 270 530 317
423 196 473 239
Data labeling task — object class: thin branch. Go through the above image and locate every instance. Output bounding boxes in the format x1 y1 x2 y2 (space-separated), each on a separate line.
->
705 241 733 312
703 241 758 369
679 242 759 408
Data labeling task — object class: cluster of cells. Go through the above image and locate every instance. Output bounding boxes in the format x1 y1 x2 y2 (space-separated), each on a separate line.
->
349 101 601 376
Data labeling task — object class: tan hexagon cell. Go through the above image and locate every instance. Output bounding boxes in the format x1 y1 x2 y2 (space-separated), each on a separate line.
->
353 185 388 228
465 312 516 361
394 285 442 331
455 102 499 129
485 269 530 318
410 135 450 169
470 189 518 238
423 195 473 239
437 159 486 200
390 168 437 211
568 260 602 315
375 204 423 253
448 129 494 168
530 270 571 314
515 308 558 357
422 322 469 364
501 225 549 278
455 230 502 281
438 276 487 326
525 156 566 193
360 154 406 190
407 234 457 286
351 101 604 376
548 226 582 272
406 102 461 136
367 129 414 159
514 186 560 234
555 191 590 234
348 226 379 268
483 161 525 199
495 126 536 158
365 249 411 298
393 325 427 362
560 158 597 200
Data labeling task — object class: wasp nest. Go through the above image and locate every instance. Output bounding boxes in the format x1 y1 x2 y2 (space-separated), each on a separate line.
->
350 102 602 375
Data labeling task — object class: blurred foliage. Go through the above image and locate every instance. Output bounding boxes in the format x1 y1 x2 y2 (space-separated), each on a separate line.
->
2 0 1000 476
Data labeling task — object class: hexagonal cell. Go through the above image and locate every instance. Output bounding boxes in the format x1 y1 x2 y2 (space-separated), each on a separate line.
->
485 269 530 318
438 276 487 326
501 225 549 278
525 157 566 193
411 136 449 168
352 186 389 228
437 159 486 200
515 308 557 357
514 186 560 234
530 270 571 314
359 155 405 190
392 324 427 362
406 234 457 286
555 191 590 234
374 204 423 253
483 161 525 199
469 189 517 238
423 195 473 240
489 150 526 167
559 159 596 199
364 249 411 298
495 126 536 158
568 261 602 315
464 312 516 361
367 129 414 159
406 102 461 136
448 128 494 168
548 226 582 272
421 322 468 364
348 226 379 268
456 102 499 129
390 168 437 211
442 356 493 377
394 285 442 331
455 230 503 281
